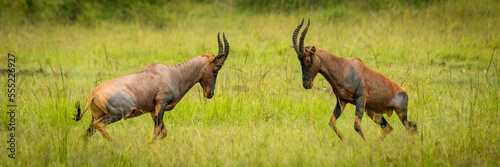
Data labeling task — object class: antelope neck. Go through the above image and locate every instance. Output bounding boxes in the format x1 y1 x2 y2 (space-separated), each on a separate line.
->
167 56 207 95
317 51 348 87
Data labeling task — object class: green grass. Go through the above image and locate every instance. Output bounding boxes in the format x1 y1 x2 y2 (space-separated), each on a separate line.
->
1 0 499 166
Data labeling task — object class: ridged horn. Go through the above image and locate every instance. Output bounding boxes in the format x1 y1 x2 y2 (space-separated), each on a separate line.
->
214 33 229 65
298 18 310 55
217 32 223 56
223 33 229 56
292 18 304 55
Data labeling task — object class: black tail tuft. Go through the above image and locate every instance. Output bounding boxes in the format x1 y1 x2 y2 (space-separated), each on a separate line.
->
73 101 82 121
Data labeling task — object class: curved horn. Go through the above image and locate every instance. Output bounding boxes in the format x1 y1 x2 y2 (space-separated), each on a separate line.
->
223 33 229 56
299 18 310 54
217 32 223 56
214 33 229 65
293 18 304 55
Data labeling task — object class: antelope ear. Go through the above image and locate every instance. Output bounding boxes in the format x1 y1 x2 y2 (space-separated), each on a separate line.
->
311 46 317 54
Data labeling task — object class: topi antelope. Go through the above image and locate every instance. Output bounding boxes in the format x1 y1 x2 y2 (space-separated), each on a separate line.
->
292 19 417 141
74 33 230 144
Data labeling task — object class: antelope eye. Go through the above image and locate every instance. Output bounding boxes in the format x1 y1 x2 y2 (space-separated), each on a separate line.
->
304 57 311 63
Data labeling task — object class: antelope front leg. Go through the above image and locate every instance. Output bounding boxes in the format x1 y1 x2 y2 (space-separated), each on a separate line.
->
329 98 346 140
149 103 167 144
395 106 417 136
393 92 417 136
354 96 366 140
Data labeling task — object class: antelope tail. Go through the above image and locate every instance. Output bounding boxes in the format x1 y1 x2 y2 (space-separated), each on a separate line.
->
73 98 93 121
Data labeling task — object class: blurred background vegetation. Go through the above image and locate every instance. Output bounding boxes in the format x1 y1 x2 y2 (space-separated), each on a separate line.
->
1 0 443 28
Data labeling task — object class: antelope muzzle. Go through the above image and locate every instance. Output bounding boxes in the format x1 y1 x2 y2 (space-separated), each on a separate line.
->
204 89 214 99
303 79 313 89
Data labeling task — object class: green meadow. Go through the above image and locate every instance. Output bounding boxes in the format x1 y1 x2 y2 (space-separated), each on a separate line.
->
1 0 499 166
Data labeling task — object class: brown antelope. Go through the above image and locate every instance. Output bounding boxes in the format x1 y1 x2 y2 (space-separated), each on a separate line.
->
292 19 417 141
74 33 229 144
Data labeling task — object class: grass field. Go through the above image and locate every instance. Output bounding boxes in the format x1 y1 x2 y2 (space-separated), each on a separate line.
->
1 0 499 166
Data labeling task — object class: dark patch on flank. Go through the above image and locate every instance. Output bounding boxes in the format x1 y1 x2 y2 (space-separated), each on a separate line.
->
345 67 364 98
161 81 178 111
346 67 366 119
154 89 176 126
106 92 137 119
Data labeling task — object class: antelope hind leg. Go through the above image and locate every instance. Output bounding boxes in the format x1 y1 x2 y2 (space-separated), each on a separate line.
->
366 111 393 141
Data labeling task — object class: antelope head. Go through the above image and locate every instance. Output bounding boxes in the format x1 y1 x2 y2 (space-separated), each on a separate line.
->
293 18 319 89
200 33 230 99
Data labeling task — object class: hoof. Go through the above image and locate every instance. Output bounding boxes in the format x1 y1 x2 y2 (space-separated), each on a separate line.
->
408 121 417 134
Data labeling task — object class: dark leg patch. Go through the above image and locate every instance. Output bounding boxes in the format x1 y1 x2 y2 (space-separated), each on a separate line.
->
100 114 123 125
393 91 417 135
85 122 96 137
83 117 96 141
379 117 389 129
329 98 346 140
333 98 343 119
